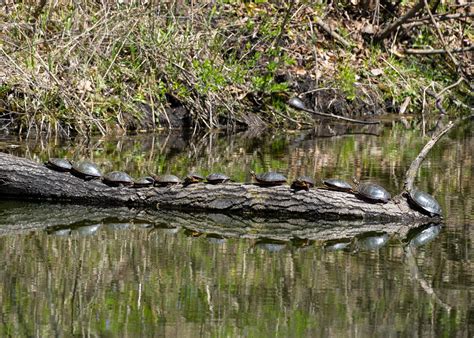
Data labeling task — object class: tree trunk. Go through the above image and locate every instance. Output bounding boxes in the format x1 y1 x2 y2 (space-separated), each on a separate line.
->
0 152 433 222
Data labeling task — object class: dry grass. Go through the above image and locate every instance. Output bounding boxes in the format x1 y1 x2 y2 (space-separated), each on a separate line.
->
0 1 471 136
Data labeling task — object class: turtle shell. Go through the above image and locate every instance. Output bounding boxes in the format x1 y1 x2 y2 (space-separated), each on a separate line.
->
103 171 134 187
252 171 287 186
155 174 181 187
45 158 72 172
133 176 155 188
407 189 442 217
322 178 352 192
356 183 391 203
184 173 205 185
206 173 230 184
291 176 315 190
71 161 102 180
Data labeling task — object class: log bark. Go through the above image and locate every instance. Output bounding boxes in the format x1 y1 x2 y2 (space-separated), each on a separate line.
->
0 152 433 222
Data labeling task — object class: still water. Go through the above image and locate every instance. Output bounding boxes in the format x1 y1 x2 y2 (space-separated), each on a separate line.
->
0 121 472 337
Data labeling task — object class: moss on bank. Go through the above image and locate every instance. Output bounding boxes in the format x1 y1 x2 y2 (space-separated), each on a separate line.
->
0 1 472 136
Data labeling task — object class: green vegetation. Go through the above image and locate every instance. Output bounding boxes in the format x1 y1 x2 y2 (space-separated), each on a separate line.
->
0 1 471 135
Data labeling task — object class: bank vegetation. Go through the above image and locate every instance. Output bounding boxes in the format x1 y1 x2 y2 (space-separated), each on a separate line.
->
0 0 472 136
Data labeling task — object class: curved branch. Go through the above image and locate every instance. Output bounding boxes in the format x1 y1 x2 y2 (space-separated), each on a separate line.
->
403 121 454 192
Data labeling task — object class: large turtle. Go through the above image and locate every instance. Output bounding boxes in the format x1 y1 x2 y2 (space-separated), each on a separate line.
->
71 161 102 180
407 189 442 217
355 182 391 203
322 178 353 192
250 171 287 186
102 171 134 187
45 158 72 172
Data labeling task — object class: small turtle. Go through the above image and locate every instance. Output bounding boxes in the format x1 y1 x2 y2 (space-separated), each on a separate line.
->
322 178 353 192
71 161 102 180
133 176 155 188
206 173 230 184
250 171 287 186
407 189 442 217
356 182 391 203
184 173 205 185
154 174 181 187
102 171 134 187
291 176 315 191
45 158 72 172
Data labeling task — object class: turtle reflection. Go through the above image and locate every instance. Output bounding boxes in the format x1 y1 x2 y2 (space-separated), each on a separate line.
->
406 223 443 248
354 232 389 251
255 239 287 252
324 238 352 252
74 224 101 236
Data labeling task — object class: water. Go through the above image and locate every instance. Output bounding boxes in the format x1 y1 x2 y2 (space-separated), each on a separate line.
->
0 121 472 336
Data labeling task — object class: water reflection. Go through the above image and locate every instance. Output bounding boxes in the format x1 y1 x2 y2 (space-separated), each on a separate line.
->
0 124 472 336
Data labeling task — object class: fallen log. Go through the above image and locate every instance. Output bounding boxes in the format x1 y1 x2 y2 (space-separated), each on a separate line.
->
0 152 432 222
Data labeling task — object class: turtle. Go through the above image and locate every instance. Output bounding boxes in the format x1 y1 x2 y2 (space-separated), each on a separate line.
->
184 173 205 186
407 189 442 217
133 176 155 188
322 178 353 192
102 171 134 187
206 173 231 184
154 174 181 187
355 182 391 203
291 176 315 191
45 158 72 172
71 161 102 180
250 171 287 186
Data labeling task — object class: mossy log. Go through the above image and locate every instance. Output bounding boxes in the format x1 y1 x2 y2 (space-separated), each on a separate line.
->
0 152 434 222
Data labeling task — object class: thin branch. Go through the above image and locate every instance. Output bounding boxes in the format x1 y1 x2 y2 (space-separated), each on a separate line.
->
404 46 474 55
423 0 460 68
374 0 425 42
314 16 351 48
403 12 474 28
288 98 381 125
403 121 454 192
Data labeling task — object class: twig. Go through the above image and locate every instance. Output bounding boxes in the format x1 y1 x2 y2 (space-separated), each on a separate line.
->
404 46 474 55
374 0 425 42
403 121 454 192
314 16 351 48
423 0 460 69
289 98 381 125
403 12 474 28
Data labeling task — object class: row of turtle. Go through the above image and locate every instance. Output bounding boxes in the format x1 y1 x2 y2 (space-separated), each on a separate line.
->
45 158 442 217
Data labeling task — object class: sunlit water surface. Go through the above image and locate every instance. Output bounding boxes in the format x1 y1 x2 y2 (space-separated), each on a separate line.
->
0 122 472 337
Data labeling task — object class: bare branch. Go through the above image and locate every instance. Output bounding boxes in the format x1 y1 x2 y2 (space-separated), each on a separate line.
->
404 46 474 55
374 0 425 42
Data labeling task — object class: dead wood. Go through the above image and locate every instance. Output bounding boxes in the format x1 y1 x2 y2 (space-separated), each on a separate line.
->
0 152 430 222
